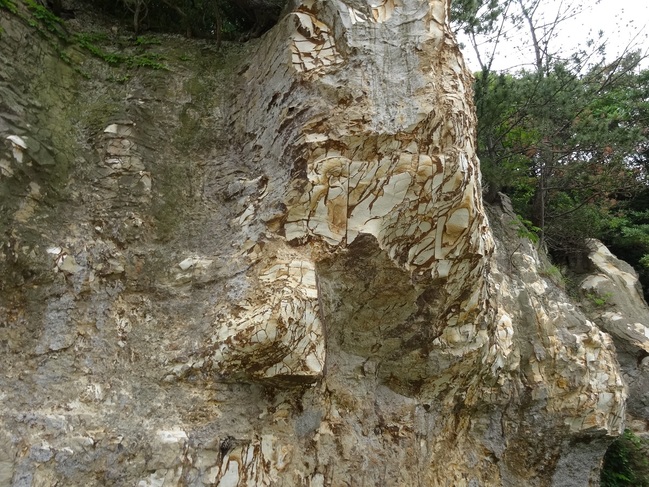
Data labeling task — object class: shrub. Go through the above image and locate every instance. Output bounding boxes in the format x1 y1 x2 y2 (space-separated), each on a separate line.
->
601 430 649 487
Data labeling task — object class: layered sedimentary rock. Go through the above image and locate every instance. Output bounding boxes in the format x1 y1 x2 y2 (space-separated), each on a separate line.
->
0 0 646 486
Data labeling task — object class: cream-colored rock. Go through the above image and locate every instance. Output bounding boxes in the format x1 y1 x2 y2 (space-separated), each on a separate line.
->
579 238 649 422
201 259 325 381
6 134 27 163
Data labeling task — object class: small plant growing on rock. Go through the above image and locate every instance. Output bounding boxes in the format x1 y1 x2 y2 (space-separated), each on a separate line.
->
0 0 17 14
511 214 541 244
585 291 612 308
24 0 66 37
601 429 649 486
540 264 564 285
73 32 167 70
134 35 161 45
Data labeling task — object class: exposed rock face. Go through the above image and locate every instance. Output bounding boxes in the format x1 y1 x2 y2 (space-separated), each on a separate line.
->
578 240 649 426
0 1 647 486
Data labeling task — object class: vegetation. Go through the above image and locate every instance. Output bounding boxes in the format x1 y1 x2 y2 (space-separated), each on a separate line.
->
1 1 170 71
540 263 566 287
2 0 286 55
74 32 167 69
476 56 648 254
585 291 612 308
603 200 649 295
601 430 649 486
452 0 649 298
510 214 541 243
453 5 649 480
77 0 287 41
24 0 65 35
0 0 17 13
453 2 649 476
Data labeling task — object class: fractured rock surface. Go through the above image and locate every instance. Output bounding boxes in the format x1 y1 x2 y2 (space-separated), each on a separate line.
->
0 0 646 486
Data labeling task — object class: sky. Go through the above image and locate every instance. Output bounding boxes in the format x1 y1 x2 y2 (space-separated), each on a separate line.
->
457 0 649 73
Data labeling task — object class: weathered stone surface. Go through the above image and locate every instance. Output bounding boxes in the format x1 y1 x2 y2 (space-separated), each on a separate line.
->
0 0 646 486
578 239 649 424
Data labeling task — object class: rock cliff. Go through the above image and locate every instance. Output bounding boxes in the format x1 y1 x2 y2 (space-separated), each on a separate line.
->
0 0 648 486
